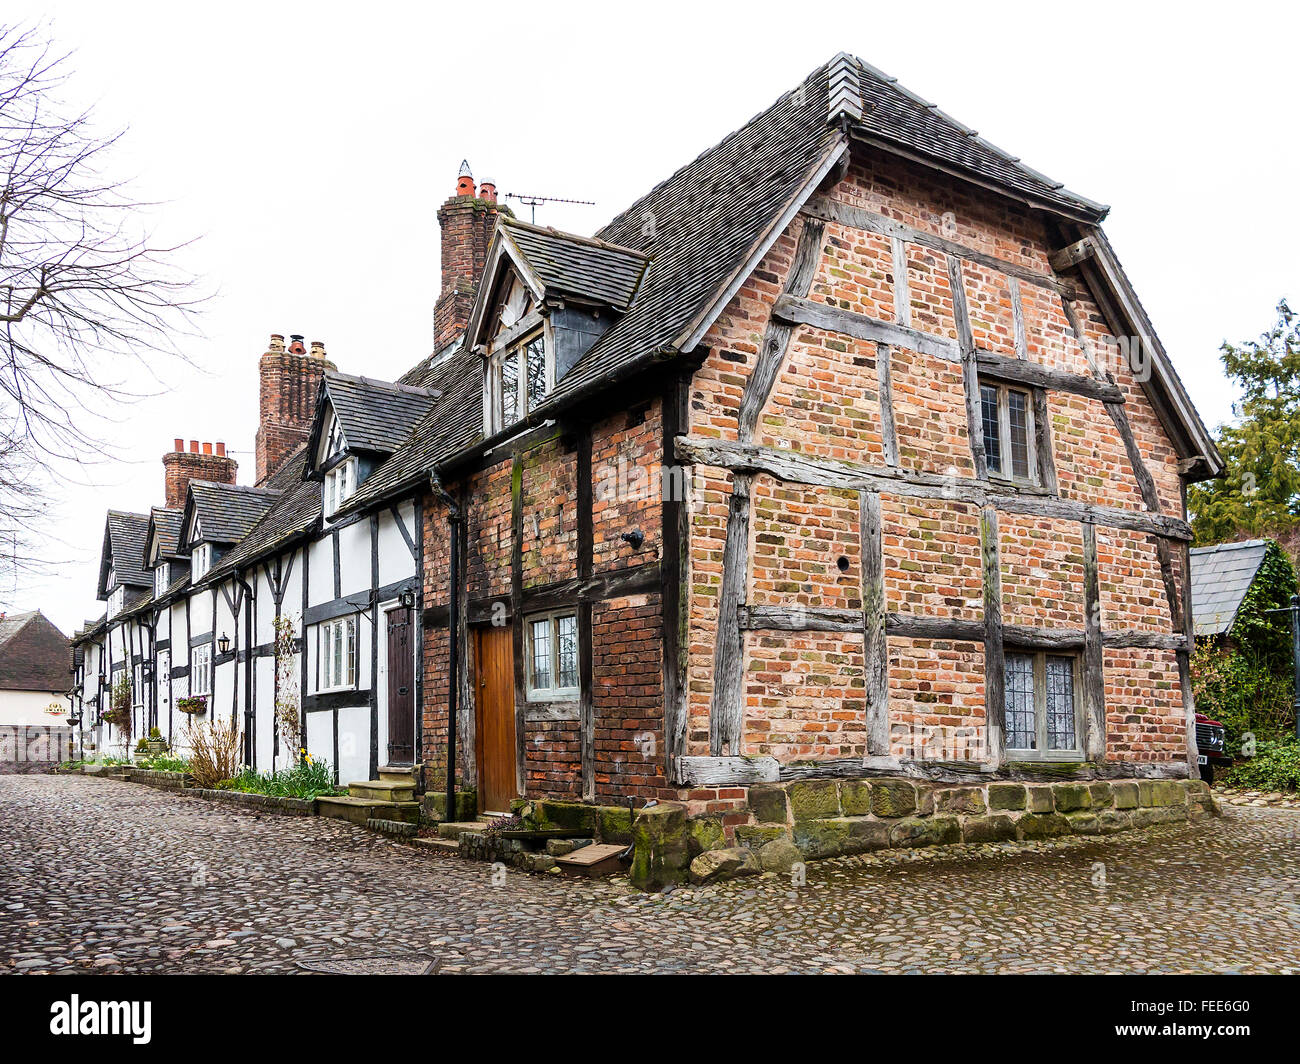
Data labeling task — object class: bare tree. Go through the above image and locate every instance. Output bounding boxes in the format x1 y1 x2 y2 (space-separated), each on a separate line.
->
0 22 200 582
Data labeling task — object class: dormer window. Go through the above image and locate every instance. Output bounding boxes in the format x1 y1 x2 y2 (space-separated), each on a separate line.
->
490 332 548 429
154 563 170 598
324 457 357 517
191 543 212 580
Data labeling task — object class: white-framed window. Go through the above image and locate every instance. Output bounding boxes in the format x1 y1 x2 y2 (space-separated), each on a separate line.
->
489 332 549 431
132 664 145 711
108 585 125 618
191 643 212 697
318 616 357 692
1004 651 1082 759
979 380 1037 483
324 457 357 518
154 563 170 598
191 543 212 580
525 610 579 701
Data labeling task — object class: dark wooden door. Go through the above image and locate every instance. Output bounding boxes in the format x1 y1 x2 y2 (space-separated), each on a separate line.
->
386 607 415 765
475 626 517 814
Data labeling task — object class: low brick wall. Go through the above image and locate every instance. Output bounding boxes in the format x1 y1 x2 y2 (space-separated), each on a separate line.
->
629 777 1217 890
0 725 73 774
92 766 317 816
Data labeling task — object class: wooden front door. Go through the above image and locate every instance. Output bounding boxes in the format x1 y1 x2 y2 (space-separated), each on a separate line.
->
475 626 518 814
386 607 415 765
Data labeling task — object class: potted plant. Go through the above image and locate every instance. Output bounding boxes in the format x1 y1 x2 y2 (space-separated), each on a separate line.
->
176 695 207 716
134 737 149 758
146 727 168 756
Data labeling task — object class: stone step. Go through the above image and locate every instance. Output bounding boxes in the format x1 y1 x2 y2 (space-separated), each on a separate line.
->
377 764 419 785
316 795 420 827
410 836 459 855
347 779 416 803
437 820 489 840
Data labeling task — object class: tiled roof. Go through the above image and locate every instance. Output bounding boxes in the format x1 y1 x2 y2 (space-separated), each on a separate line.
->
333 344 484 516
148 507 185 560
321 373 440 456
202 447 321 585
1190 540 1270 637
100 511 151 594
188 482 282 545
0 610 71 692
502 219 649 311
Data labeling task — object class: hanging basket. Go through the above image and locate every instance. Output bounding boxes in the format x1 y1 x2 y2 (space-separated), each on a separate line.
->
177 696 208 716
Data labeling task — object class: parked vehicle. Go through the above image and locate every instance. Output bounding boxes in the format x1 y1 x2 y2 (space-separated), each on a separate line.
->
1195 712 1232 785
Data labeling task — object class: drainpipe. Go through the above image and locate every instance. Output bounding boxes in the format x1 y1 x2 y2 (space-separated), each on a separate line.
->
429 471 461 824
235 573 256 767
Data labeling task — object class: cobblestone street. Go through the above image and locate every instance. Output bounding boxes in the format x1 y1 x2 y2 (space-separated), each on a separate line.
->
2 774 1298 974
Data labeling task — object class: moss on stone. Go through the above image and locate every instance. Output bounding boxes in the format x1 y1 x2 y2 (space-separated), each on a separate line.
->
1018 812 1070 839
686 815 725 856
735 823 789 849
1064 811 1100 835
870 779 917 818
629 802 690 891
838 779 872 817
890 814 960 848
599 805 637 845
792 818 852 859
1089 782 1114 808
1052 783 1092 813
1112 781 1139 809
788 779 841 821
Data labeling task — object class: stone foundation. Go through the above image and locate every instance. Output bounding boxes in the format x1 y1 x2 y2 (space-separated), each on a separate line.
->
629 777 1217 890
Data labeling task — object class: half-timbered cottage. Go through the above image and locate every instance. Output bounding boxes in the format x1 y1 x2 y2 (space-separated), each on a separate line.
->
73 54 1222 858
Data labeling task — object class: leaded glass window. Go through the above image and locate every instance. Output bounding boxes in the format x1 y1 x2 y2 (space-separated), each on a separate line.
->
526 611 579 700
979 379 1037 484
1003 651 1080 757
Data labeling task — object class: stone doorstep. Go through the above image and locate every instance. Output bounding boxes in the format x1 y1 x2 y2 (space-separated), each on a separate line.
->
409 836 459 854
347 779 416 803
315 795 420 827
436 820 489 840
377 764 420 785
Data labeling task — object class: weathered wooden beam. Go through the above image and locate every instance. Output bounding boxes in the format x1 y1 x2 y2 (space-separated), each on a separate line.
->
675 436 1194 541
891 235 910 328
950 257 989 480
1177 538 1200 779
876 343 899 467
675 754 780 786
511 454 527 797
980 506 1005 767
1009 276 1028 360
661 376 689 774
1105 399 1162 512
1032 387 1059 495
861 490 888 757
709 472 753 756
736 217 825 442
1100 629 1187 651
801 194 1074 297
1154 537 1183 633
1081 522 1106 762
739 604 860 632
771 293 959 362
1049 237 1096 273
887 612 984 642
975 349 1125 403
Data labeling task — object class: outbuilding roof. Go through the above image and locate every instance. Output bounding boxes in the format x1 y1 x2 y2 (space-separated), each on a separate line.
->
0 610 71 692
1189 539 1271 637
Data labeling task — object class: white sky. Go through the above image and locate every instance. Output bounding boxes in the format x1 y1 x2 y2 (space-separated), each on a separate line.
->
6 0 1298 635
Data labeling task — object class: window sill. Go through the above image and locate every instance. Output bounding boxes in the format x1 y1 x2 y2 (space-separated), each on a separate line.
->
1004 749 1084 763
525 689 580 704
317 684 358 696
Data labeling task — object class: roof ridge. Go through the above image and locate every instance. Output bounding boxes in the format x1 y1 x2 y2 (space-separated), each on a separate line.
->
190 480 282 497
502 215 650 259
326 370 442 399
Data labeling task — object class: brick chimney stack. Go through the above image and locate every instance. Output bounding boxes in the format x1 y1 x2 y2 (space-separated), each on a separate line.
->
254 332 336 485
163 438 237 509
433 160 503 351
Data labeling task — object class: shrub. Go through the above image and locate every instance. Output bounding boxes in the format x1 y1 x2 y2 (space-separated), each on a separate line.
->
1224 740 1300 793
186 719 242 788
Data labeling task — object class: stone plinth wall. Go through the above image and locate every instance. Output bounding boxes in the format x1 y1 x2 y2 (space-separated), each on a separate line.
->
629 777 1216 890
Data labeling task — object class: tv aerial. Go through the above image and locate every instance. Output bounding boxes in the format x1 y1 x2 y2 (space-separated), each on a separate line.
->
504 192 596 224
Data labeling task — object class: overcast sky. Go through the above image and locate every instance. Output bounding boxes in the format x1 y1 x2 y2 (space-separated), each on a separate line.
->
6 0 1298 635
